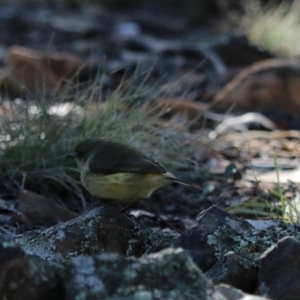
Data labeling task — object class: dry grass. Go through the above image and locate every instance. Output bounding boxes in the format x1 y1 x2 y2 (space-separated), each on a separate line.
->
243 2 300 57
0 74 198 211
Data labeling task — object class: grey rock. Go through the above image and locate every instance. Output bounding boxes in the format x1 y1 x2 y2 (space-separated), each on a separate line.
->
64 248 207 300
15 206 163 262
246 220 282 231
173 205 255 271
173 205 300 272
206 251 258 293
209 284 270 300
0 235 64 300
258 236 300 300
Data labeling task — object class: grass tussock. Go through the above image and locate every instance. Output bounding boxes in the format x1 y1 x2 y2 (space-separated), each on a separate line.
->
0 74 197 210
243 2 300 57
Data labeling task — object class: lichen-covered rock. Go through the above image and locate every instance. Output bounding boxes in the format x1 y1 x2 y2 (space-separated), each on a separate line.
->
258 236 300 300
15 206 164 262
0 235 64 300
173 205 255 271
206 251 258 293
64 248 207 300
173 205 300 272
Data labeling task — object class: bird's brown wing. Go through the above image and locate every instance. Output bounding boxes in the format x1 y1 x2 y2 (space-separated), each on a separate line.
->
89 157 168 175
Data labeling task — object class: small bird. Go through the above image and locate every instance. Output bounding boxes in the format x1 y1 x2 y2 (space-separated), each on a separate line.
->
66 138 199 204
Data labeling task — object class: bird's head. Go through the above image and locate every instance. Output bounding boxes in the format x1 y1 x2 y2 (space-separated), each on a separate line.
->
66 139 100 170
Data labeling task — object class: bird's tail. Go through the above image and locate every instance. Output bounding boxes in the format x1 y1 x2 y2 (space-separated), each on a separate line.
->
164 172 201 190
173 178 201 190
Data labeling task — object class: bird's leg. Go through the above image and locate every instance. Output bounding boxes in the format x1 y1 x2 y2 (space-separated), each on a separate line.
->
119 203 135 212
147 203 183 234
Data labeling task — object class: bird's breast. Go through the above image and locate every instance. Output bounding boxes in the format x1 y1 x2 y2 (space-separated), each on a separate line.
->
81 171 171 203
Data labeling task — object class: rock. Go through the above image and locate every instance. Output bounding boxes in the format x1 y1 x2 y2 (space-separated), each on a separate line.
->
246 220 282 231
258 236 300 300
206 251 258 293
173 205 254 271
64 248 207 300
210 284 270 300
214 59 300 115
173 205 300 273
15 206 164 262
18 190 78 226
0 236 64 300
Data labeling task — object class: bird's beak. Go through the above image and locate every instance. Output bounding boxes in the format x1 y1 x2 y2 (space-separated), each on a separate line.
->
65 153 76 158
